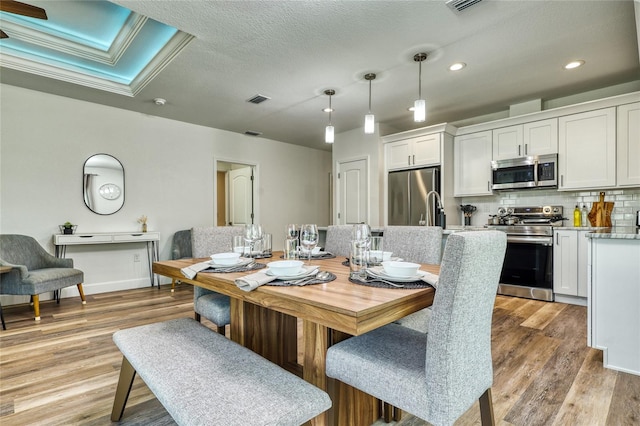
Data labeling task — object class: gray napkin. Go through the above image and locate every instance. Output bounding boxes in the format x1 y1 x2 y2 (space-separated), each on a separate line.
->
235 271 277 291
180 261 211 279
421 271 439 288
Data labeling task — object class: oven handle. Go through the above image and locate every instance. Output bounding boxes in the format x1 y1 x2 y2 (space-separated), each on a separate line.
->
507 235 553 246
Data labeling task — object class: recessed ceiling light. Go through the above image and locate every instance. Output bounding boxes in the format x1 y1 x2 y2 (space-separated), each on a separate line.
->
449 62 466 71
564 60 585 70
322 108 334 113
153 98 166 106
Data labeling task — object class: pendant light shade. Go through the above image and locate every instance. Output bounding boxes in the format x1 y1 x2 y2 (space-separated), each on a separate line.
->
364 73 376 134
413 52 428 123
324 89 335 144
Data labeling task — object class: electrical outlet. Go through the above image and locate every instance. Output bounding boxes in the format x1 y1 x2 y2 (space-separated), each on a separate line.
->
134 254 140 262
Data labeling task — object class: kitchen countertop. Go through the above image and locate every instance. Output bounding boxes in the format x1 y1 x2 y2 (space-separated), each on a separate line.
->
586 227 640 240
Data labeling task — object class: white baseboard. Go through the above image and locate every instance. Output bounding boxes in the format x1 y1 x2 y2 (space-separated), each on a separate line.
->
554 294 587 306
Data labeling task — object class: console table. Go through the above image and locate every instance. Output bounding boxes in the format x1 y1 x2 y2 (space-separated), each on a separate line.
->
53 232 160 287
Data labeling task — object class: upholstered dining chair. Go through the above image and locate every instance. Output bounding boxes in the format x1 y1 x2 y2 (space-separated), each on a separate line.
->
384 226 443 333
170 229 192 293
326 231 507 426
190 226 244 335
324 225 354 257
0 234 86 321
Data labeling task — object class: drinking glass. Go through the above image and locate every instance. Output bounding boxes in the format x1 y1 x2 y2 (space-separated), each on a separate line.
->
299 224 319 264
232 235 247 256
350 240 367 279
244 224 263 258
284 238 299 260
368 236 384 266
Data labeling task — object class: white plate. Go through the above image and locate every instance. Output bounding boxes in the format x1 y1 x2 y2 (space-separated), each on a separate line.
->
209 257 252 268
266 266 318 280
367 267 426 282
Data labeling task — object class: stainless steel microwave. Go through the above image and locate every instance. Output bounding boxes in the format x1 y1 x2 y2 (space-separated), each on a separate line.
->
491 154 558 190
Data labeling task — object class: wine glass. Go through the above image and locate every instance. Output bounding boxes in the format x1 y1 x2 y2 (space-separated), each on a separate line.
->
285 224 298 241
299 224 319 264
351 224 371 248
244 224 263 258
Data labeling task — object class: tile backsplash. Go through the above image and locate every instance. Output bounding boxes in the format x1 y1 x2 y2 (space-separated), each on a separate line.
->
459 188 640 227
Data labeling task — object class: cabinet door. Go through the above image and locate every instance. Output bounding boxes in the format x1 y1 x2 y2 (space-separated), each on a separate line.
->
412 134 441 167
558 108 616 190
454 131 493 196
524 118 558 156
577 231 589 297
385 140 412 170
617 102 640 186
553 230 578 296
492 126 523 160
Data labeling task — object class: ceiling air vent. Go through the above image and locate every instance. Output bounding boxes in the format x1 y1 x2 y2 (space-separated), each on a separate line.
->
246 94 271 104
244 130 262 136
446 0 484 12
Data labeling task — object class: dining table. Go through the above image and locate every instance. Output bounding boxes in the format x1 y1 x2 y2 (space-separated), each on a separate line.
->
153 252 438 426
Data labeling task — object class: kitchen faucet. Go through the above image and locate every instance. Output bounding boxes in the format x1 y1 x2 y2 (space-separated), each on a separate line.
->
425 190 445 227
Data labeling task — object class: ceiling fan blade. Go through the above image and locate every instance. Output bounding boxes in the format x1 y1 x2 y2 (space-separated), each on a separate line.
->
0 0 48 20
0 29 7 38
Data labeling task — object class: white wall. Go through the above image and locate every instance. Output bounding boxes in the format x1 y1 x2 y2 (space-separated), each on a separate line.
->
0 84 331 302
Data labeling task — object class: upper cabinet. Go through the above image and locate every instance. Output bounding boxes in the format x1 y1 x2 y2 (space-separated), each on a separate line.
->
492 119 558 160
617 102 640 187
385 133 440 170
558 108 616 190
454 131 493 196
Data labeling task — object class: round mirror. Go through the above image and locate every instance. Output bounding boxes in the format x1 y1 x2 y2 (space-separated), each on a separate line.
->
83 154 125 215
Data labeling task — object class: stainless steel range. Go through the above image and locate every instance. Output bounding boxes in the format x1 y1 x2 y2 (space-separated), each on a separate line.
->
487 206 565 301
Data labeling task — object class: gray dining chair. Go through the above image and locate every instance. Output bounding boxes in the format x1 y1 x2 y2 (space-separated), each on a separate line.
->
169 229 192 292
0 234 86 322
191 226 244 335
384 226 443 333
326 230 507 426
324 225 353 257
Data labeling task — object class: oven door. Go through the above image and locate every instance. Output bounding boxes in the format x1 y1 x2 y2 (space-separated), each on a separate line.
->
498 235 554 301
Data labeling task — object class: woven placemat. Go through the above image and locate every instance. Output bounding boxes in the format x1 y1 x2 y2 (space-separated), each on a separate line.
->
246 253 273 259
280 253 336 260
267 272 336 287
348 276 431 289
202 263 266 274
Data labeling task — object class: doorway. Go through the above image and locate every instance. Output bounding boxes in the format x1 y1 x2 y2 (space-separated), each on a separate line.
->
336 157 369 225
215 161 257 226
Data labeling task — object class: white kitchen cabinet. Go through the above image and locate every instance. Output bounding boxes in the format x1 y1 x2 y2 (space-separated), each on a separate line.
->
553 229 589 299
492 119 558 160
558 108 616 190
385 133 440 170
454 130 493 196
616 102 640 187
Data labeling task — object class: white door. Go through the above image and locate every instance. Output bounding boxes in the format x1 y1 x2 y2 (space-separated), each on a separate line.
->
229 166 254 225
337 159 368 225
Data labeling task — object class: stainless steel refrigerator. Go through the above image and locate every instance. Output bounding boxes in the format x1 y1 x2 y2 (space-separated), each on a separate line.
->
388 167 442 226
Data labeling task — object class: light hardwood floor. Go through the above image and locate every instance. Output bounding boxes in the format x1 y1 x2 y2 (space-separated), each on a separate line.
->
1 284 638 425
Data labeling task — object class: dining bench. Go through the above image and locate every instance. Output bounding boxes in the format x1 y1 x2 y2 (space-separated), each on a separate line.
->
111 317 332 425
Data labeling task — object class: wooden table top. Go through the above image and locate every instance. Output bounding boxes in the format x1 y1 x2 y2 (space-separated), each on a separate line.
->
153 253 437 335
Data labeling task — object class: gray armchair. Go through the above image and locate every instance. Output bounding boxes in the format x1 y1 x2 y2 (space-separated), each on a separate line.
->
191 226 244 335
0 234 85 321
326 231 507 426
324 225 353 257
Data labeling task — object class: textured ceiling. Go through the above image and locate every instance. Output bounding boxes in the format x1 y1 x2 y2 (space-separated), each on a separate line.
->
1 0 639 152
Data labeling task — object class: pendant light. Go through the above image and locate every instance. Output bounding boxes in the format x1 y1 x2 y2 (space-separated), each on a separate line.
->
413 52 428 123
364 73 376 134
324 89 335 143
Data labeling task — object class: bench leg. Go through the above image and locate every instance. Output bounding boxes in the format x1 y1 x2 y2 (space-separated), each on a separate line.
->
479 388 495 426
77 283 86 304
111 355 137 422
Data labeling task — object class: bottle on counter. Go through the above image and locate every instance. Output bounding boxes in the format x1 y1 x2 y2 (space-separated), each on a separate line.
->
573 204 581 227
581 205 588 227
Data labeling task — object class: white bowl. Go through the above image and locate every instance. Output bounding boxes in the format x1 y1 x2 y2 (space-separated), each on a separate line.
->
267 260 304 276
211 252 241 265
381 261 420 278
369 250 393 262
300 246 322 255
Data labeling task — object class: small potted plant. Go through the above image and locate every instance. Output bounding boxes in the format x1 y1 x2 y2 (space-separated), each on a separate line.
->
60 221 77 234
137 215 148 232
